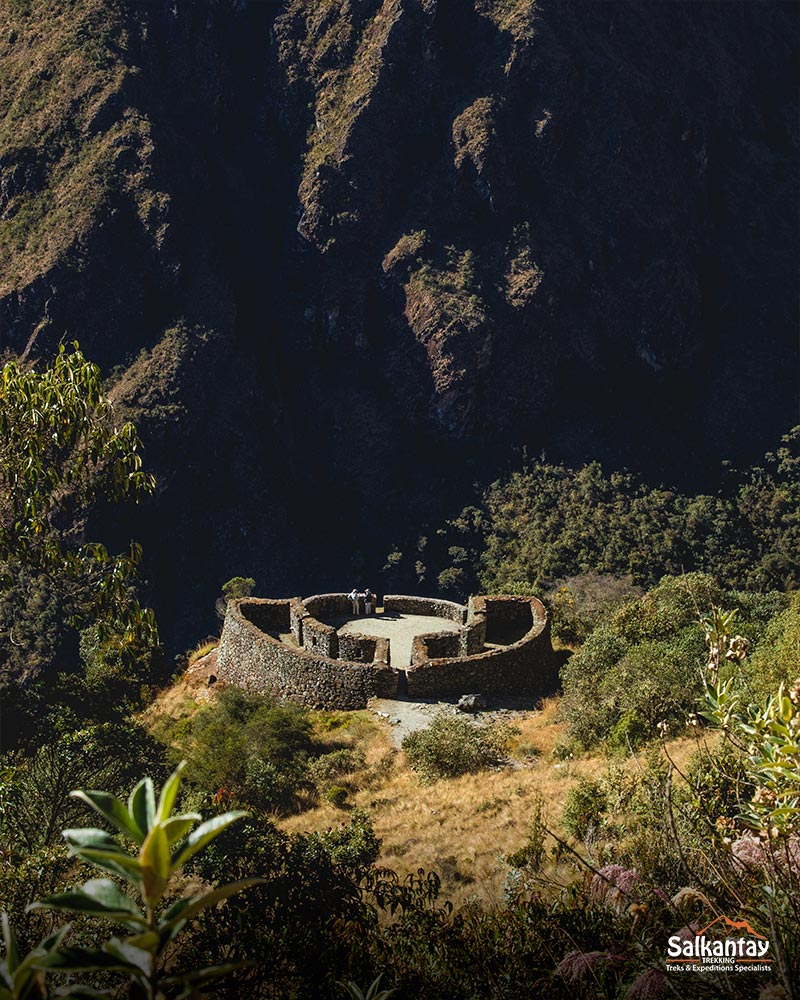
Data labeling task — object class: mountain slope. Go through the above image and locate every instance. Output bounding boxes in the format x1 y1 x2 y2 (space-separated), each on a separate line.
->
0 0 797 644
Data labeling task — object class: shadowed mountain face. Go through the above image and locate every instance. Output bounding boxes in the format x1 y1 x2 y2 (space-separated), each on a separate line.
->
0 0 797 645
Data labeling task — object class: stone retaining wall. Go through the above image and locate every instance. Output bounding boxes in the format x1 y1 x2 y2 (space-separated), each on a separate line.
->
217 599 396 708
218 592 556 708
411 631 462 665
240 598 291 635
475 594 534 643
302 615 339 657
383 595 467 623
303 593 353 621
461 614 486 655
338 631 381 664
406 595 554 699
289 597 307 645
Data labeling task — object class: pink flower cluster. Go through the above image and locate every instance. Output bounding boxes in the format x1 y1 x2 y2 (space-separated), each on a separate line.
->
589 864 640 910
555 949 612 984
626 968 665 1000
731 832 800 875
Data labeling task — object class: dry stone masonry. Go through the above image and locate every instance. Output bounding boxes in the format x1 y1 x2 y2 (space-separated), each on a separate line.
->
217 592 557 709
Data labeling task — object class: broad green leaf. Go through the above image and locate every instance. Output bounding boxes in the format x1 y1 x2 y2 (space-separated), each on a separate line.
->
26 893 138 924
156 763 186 824
159 880 263 930
161 815 201 847
128 779 156 837
29 881 145 926
34 947 142 974
80 879 141 915
140 826 171 908
70 791 144 844
71 857 137 886
173 812 247 868
102 939 151 978
0 914 17 973
66 846 143 888
62 828 120 850
65 844 140 872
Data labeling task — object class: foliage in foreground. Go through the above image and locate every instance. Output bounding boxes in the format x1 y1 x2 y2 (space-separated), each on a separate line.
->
505 611 800 999
4 613 800 997
2 762 255 999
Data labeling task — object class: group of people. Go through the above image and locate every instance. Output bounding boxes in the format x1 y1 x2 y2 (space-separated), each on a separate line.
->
349 587 376 616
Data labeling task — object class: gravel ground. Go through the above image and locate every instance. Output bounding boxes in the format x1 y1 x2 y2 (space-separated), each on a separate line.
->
369 695 536 746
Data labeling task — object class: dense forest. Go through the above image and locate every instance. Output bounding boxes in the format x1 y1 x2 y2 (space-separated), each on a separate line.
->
1 0 799 998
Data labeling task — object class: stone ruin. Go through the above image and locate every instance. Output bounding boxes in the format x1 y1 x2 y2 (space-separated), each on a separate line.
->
216 592 558 710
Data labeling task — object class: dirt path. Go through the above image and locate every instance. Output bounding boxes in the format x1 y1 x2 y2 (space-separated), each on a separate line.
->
369 695 537 747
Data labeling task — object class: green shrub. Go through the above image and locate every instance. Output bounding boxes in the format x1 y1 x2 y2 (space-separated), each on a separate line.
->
740 590 800 701
216 576 256 620
560 574 787 750
402 714 516 782
505 792 548 871
428 427 800 601
222 576 256 601
547 573 642 644
308 747 365 788
325 785 349 808
561 777 607 841
606 711 651 754
177 688 315 812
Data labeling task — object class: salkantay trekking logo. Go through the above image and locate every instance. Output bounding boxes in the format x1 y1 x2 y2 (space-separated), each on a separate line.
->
666 915 772 974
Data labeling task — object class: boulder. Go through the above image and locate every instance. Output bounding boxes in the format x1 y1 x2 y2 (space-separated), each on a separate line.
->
457 693 487 713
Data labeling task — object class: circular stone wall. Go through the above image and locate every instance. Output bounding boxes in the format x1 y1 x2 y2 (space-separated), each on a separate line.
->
216 593 557 707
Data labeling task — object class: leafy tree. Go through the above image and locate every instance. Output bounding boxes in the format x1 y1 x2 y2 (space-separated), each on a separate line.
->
221 577 255 602
426 427 800 600
741 590 800 702
0 345 158 746
0 344 157 661
215 577 256 621
546 572 642 644
0 723 168 857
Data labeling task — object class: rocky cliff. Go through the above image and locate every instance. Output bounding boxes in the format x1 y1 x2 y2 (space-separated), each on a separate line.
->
0 0 797 643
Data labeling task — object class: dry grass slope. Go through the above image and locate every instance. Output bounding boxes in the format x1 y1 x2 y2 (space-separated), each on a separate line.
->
143 669 704 907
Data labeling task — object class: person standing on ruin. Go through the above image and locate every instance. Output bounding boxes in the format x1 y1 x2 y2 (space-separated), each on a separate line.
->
349 587 360 615
364 589 373 615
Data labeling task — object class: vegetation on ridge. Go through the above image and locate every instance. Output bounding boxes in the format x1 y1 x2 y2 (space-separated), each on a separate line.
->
384 427 800 606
